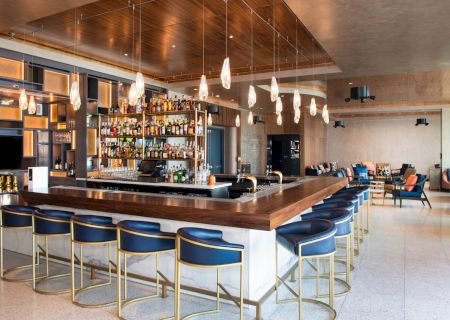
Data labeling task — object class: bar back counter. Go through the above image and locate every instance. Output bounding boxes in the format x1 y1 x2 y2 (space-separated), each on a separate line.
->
11 176 347 318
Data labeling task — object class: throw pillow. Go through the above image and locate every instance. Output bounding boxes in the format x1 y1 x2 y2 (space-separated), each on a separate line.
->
404 175 418 192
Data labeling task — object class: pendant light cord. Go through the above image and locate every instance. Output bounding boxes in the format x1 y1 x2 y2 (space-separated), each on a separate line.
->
132 4 135 72
250 9 253 83
139 1 142 72
203 0 205 74
295 19 298 88
273 0 275 74
225 0 228 58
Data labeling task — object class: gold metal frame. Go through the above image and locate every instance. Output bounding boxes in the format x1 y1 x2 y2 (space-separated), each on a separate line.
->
32 214 72 294
70 220 117 308
116 226 176 320
175 235 244 320
275 230 337 320
0 208 45 282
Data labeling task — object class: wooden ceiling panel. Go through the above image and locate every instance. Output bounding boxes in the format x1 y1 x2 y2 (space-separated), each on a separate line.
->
3 0 333 83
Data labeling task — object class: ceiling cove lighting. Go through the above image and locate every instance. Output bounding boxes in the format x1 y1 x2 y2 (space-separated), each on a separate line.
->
221 0 231 89
199 0 209 101
310 97 317 116
247 111 253 125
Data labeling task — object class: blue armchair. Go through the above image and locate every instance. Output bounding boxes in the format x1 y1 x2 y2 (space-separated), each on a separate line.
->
353 165 371 185
392 163 414 178
393 174 431 208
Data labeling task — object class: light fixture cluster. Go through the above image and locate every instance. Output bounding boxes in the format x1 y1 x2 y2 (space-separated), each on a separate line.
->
70 77 81 111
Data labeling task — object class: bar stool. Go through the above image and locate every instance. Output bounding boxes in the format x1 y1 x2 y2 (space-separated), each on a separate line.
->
175 227 244 320
324 194 362 255
70 215 117 308
331 190 365 241
335 187 368 238
276 219 337 320
340 186 371 234
301 209 353 297
117 220 176 319
0 205 40 282
312 201 356 268
32 209 74 294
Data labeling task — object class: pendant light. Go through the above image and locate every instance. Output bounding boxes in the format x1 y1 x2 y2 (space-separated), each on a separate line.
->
322 104 329 124
19 26 28 110
220 0 231 89
199 0 209 101
135 4 145 97
19 89 28 110
28 95 36 115
294 107 300 124
235 114 240 127
276 112 282 126
275 97 283 114
247 111 253 125
293 90 301 109
270 0 278 102
310 97 317 116
248 11 256 108
207 112 212 126
70 10 81 111
135 72 145 97
293 20 301 121
128 4 138 106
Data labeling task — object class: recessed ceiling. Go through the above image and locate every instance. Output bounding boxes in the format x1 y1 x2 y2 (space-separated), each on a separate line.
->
284 0 450 78
1 0 334 83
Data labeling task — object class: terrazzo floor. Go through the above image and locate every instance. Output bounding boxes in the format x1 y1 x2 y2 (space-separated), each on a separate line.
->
1 189 449 320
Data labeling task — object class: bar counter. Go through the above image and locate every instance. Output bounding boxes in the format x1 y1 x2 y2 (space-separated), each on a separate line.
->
21 176 347 231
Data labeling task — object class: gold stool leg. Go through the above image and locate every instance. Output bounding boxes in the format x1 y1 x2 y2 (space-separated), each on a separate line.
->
298 255 303 320
124 253 127 300
32 233 36 290
0 224 3 278
71 240 75 302
117 250 122 317
360 204 365 242
275 241 279 303
240 262 244 320
80 244 84 289
175 259 181 320
346 236 351 285
329 254 335 309
316 258 320 297
45 236 49 277
216 268 220 311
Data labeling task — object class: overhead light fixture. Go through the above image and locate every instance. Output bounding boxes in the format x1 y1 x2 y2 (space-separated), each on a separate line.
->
19 89 28 110
128 82 138 106
207 104 220 114
310 97 317 116
276 113 282 126
135 72 145 97
415 118 429 126
172 45 176 48
229 34 234 39
270 76 278 102
294 107 300 124
193 88 198 91
28 95 36 114
199 75 208 101
215 94 220 98
248 85 256 108
221 0 231 89
348 82 353 85
333 120 345 128
247 111 253 125
293 89 301 109
124 53 128 56
235 114 240 127
322 104 329 124
70 10 82 111
275 97 283 114
207 112 213 126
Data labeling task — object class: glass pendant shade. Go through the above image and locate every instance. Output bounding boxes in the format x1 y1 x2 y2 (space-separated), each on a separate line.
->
135 72 145 97
275 97 283 114
247 111 253 125
19 89 28 110
276 112 282 126
322 104 329 124
270 76 278 102
73 94 81 111
70 81 79 104
248 85 256 108
310 97 317 116
207 112 212 126
199 74 209 101
235 114 240 127
128 82 138 107
221 57 231 89
28 96 36 114
293 89 301 109
294 106 301 124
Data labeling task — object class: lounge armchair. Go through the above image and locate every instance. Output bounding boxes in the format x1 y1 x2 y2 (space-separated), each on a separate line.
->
391 163 414 178
442 169 450 191
393 174 431 208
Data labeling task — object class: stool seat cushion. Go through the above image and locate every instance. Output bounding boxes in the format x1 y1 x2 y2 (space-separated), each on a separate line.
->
312 201 354 222
276 219 337 257
1 205 39 227
178 227 244 266
302 209 352 236
324 195 360 213
34 209 74 235
71 215 116 243
118 220 175 253
335 189 364 205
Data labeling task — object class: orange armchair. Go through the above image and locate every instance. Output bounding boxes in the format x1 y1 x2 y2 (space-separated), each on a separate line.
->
443 169 450 191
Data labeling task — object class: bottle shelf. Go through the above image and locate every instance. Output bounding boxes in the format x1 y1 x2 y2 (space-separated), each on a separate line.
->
101 157 143 160
145 110 204 116
144 134 201 139
100 135 143 139
143 158 204 162
102 113 144 118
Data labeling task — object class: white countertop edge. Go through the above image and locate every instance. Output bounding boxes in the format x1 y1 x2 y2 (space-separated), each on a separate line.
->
77 178 232 190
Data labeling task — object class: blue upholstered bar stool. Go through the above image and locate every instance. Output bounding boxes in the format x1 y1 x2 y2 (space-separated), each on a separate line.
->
313 201 355 266
70 215 117 308
301 209 353 296
175 227 245 320
332 189 365 241
324 194 362 255
338 186 371 234
0 205 40 282
32 209 74 294
276 219 337 320
117 220 176 319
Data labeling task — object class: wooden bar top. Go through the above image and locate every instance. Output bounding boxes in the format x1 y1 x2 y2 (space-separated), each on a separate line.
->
20 176 348 231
